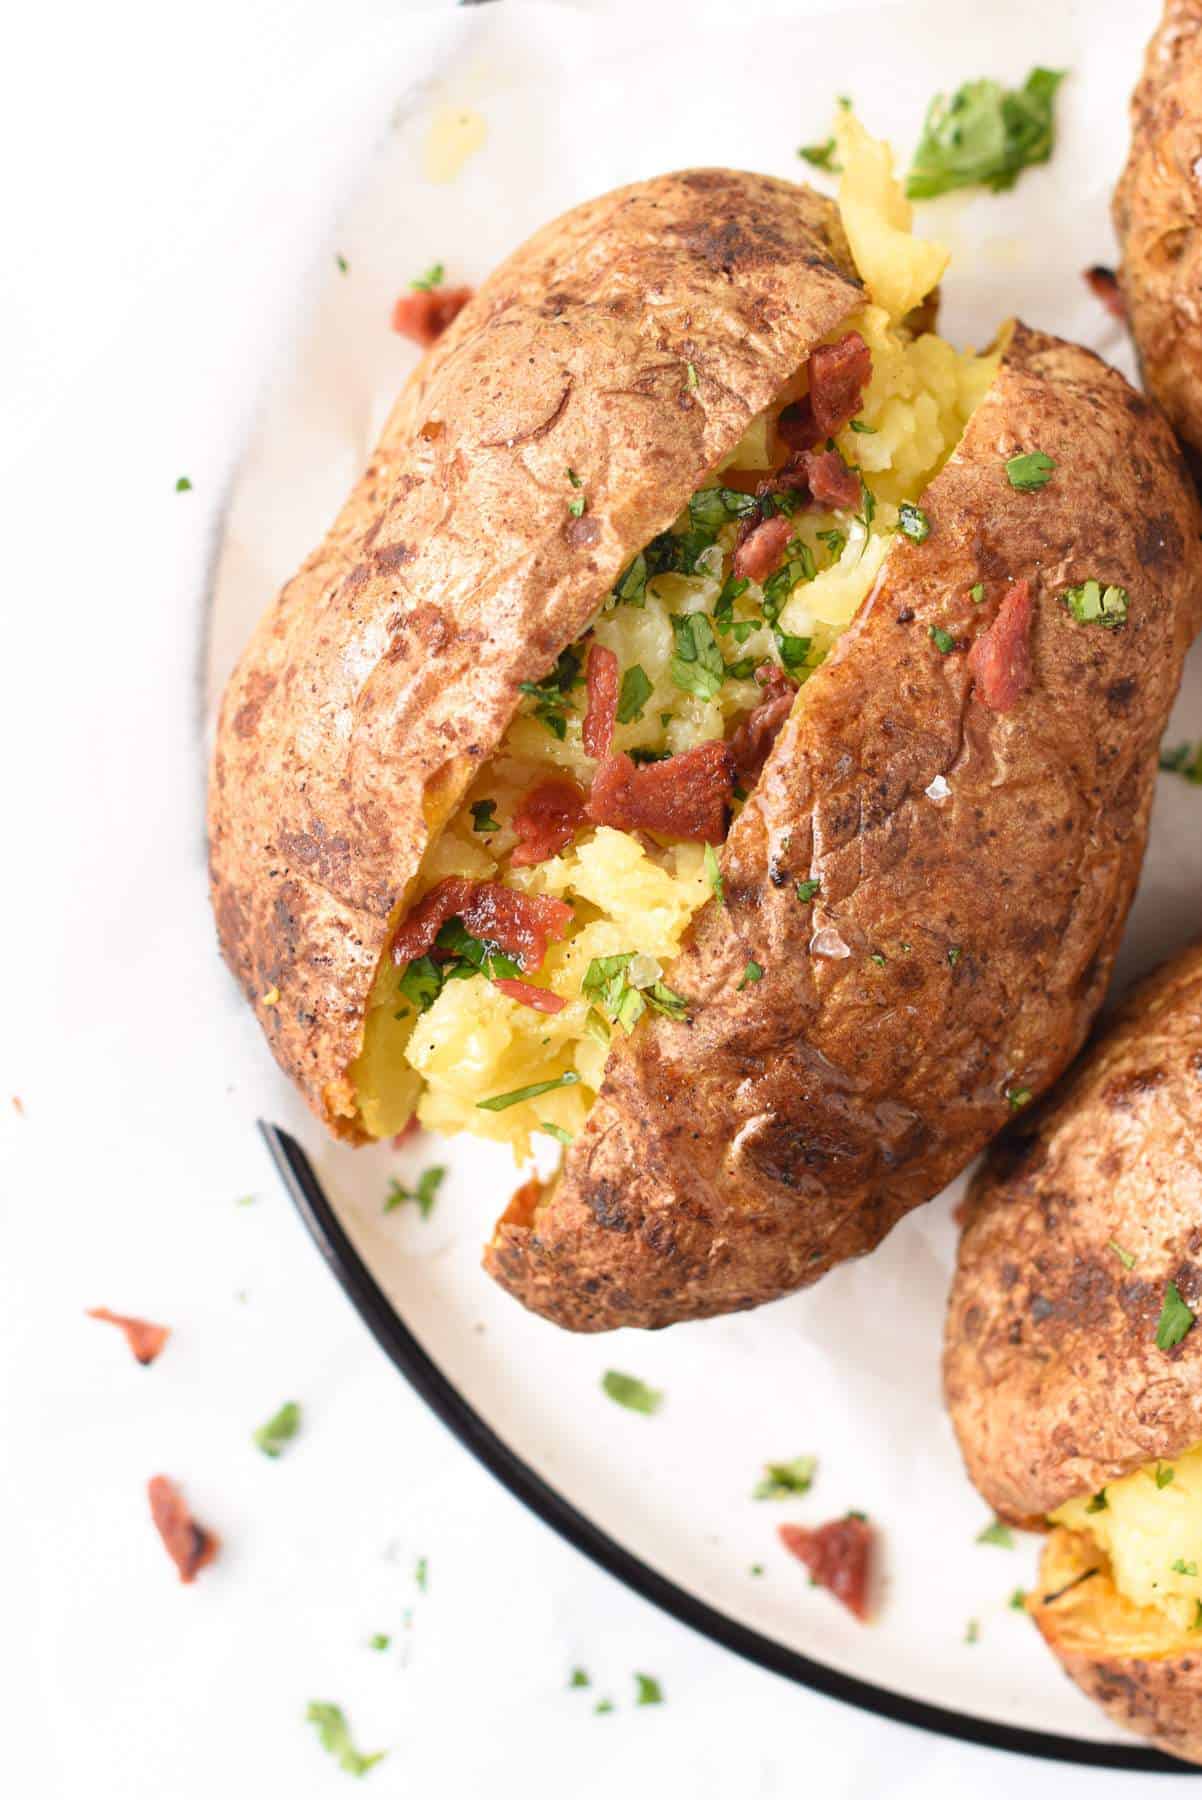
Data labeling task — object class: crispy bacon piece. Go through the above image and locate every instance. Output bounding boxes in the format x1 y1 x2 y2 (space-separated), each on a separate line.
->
510 778 587 867
148 1475 220 1584
582 644 620 760
587 741 734 843
728 664 799 786
87 1307 170 1366
1084 265 1126 322
800 448 861 511
777 331 872 450
732 513 793 582
779 1515 874 1622
493 978 567 1013
390 878 573 972
391 1118 422 1149
968 578 1034 713
390 285 474 347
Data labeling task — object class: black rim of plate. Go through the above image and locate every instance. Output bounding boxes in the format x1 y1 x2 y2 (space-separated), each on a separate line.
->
262 1121 1193 1774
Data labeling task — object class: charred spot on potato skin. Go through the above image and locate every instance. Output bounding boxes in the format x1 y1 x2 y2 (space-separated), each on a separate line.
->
372 541 415 576
231 668 278 740
1103 1066 1168 1109
1105 676 1138 716
564 515 601 549
583 1181 632 1233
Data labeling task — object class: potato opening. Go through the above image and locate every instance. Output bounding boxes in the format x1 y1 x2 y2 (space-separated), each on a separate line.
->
1041 1443 1202 1654
350 117 1000 1151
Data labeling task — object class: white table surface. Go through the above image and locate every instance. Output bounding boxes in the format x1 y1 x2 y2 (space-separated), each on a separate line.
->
3 0 1196 1793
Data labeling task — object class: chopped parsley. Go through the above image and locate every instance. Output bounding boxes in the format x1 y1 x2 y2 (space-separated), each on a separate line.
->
336 254 349 275
688 485 758 533
411 262 445 291
1194 1600 1202 1631
368 1633 390 1651
602 1370 663 1415
519 646 582 738
976 1519 1015 1549
1108 1239 1136 1270
384 1165 444 1219
964 1619 980 1645
947 945 963 967
478 1072 580 1113
616 664 653 724
849 419 876 434
594 1699 615 1716
713 574 750 635
856 480 877 530
253 1400 301 1459
582 952 688 1032
1156 1280 1197 1352
398 955 443 1012
686 361 699 391
1172 1557 1199 1577
305 1703 385 1778
1085 1490 1108 1514
175 475 192 492
970 582 985 602
537 1121 573 1146
738 960 764 991
906 68 1066 200
749 1563 765 1577
929 625 957 655
670 612 726 702
753 1455 817 1501
470 798 499 833
704 843 725 904
415 1556 428 1592
1062 579 1129 629
817 527 846 563
798 137 840 172
1160 741 1202 785
569 1668 591 1689
1009 1588 1028 1611
1006 1084 1032 1111
566 468 582 487
1155 1463 1176 1490
612 552 648 607
796 877 821 904
634 1673 664 1706
568 492 586 519
898 502 930 543
1005 450 1055 490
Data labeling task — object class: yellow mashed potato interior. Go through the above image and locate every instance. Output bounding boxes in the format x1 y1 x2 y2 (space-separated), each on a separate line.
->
1049 1444 1202 1645
351 119 1000 1153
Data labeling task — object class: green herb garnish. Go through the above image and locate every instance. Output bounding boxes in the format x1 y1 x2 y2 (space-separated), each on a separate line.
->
1160 742 1202 784
1009 1588 1028 1611
796 878 821 904
670 612 727 702
616 665 653 724
634 1673 664 1706
1156 1463 1176 1490
704 843 725 904
976 1519 1014 1549
305 1703 386 1778
1172 1557 1199 1576
906 68 1066 200
594 1699 615 1716
849 419 876 434
929 625 957 655
898 502 930 543
1005 450 1055 490
753 1455 817 1501
1085 1490 1108 1514
970 582 985 602
1062 579 1129 629
519 646 582 738
384 1165 445 1219
613 552 648 607
738 960 764 990
964 1619 980 1645
798 137 840 172
368 1633 391 1651
398 955 443 1012
470 798 499 833
411 262 445 291
1108 1239 1136 1270
537 1122 573 1146
1157 1280 1197 1352
602 1370 663 1415
1006 1085 1033 1111
415 1556 428 1592
688 486 759 533
175 475 192 492
253 1400 301 1459
478 1072 581 1113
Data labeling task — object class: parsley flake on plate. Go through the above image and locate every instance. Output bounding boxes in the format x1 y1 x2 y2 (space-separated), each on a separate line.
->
1173 1557 1199 1576
414 1556 428 1592
753 1455 817 1501
569 1667 591 1689
305 1702 386 1778
976 1519 1014 1549
798 137 840 172
175 475 192 492
1160 741 1202 785
253 1400 301 1459
1009 1588 1028 1611
336 254 349 275
1157 1280 1197 1352
634 1673 664 1706
906 67 1066 200
410 262 445 292
384 1165 444 1218
602 1370 663 1415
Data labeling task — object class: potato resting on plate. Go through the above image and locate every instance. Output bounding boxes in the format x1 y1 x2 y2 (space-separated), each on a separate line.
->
210 114 1202 1330
945 943 1202 1765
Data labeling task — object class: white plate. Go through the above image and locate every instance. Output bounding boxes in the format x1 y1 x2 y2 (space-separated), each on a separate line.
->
204 0 1202 1767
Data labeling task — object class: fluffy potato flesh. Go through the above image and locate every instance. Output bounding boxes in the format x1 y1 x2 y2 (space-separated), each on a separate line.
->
352 123 998 1153
1045 1446 1202 1647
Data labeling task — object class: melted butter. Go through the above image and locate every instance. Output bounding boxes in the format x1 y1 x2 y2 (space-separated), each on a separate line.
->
422 105 487 185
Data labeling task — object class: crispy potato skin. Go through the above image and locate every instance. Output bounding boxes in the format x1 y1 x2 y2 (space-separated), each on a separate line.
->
208 170 864 1135
945 942 1202 1521
1116 0 1202 471
487 331 1202 1330
1033 1529 1202 1767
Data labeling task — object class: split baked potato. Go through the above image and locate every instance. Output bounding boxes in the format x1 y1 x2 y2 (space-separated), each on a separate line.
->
1116 0 1202 470
210 114 1202 1330
945 941 1202 1765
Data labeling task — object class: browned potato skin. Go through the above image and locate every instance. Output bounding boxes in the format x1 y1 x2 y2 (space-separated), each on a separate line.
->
1032 1528 1202 1767
946 942 1202 1522
1116 0 1202 471
488 336 1202 1329
208 170 865 1136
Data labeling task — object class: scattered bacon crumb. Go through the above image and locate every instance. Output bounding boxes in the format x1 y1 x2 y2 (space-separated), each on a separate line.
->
968 578 1034 713
390 285 474 347
582 644 620 760
147 1476 220 1584
87 1307 170 1366
799 447 861 512
390 878 573 972
1084 265 1126 322
493 978 567 1013
777 331 873 450
510 778 588 867
11 1095 23 1117
733 513 793 582
391 1118 422 1150
587 741 734 844
728 664 799 786
779 1515 875 1621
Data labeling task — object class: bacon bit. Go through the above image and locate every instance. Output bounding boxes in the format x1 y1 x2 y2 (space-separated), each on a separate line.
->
87 1307 170 1366
778 331 872 450
390 285 474 347
11 1095 23 1117
147 1475 220 1584
968 578 1034 712
391 1118 422 1149
588 741 734 844
493 978 567 1013
582 644 620 760
733 513 793 582
390 878 573 972
728 664 799 786
779 1515 874 1621
800 448 861 511
1084 265 1126 322
510 778 587 867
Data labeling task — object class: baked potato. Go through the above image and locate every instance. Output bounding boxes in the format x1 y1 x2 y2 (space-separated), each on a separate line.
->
210 114 1202 1330
1116 0 1202 471
945 941 1202 1764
